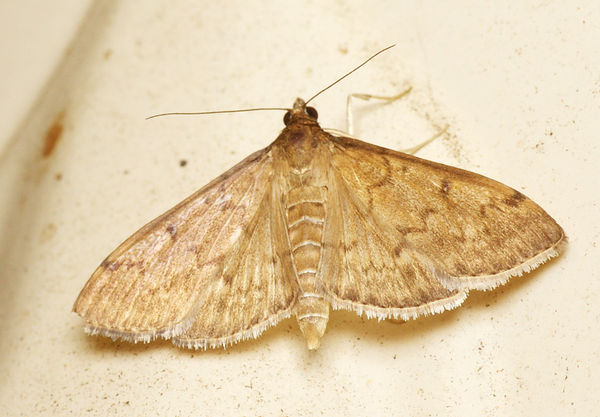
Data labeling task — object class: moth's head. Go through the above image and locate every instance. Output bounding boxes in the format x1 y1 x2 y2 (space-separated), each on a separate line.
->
283 98 319 126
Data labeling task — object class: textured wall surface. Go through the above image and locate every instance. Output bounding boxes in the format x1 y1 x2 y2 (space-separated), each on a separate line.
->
0 2 595 416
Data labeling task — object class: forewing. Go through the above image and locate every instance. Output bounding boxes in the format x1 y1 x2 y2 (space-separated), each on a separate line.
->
328 135 566 291
319 168 467 320
73 148 295 344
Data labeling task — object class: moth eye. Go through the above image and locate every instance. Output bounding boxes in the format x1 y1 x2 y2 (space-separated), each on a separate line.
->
306 106 318 120
283 111 292 126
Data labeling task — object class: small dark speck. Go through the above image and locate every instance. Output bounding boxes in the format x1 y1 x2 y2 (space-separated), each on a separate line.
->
503 191 526 207
54 172 63 181
441 179 451 194
166 224 177 236
179 159 188 167
123 170 129 175
101 259 120 271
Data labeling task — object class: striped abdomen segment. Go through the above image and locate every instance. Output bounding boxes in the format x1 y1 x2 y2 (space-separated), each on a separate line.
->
285 185 329 349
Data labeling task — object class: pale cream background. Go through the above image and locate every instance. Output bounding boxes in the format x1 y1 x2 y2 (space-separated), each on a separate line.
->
0 1 597 416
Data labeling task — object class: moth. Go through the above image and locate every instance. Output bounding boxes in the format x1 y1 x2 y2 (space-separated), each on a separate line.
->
73 49 566 351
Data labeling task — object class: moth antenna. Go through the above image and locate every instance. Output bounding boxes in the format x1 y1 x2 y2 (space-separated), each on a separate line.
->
147 45 395 120
305 44 396 105
146 107 290 120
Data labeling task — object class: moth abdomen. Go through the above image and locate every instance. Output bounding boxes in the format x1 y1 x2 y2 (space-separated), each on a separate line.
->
285 184 330 349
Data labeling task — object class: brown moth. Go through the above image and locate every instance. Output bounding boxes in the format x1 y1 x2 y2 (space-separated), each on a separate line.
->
73 52 566 351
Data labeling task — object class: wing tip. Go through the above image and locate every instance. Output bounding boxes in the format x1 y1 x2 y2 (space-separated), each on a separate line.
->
444 233 568 292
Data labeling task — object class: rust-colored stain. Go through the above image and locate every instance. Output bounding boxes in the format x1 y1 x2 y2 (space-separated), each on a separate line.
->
42 111 65 158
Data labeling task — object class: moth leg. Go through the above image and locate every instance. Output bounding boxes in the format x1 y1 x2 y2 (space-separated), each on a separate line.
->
346 87 412 136
325 87 447 156
400 124 449 155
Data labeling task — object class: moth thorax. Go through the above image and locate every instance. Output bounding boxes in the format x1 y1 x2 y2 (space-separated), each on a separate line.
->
285 184 329 349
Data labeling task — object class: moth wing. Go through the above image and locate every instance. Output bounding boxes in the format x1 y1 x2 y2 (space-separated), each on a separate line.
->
74 148 297 345
173 179 298 349
319 165 467 320
327 135 566 291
